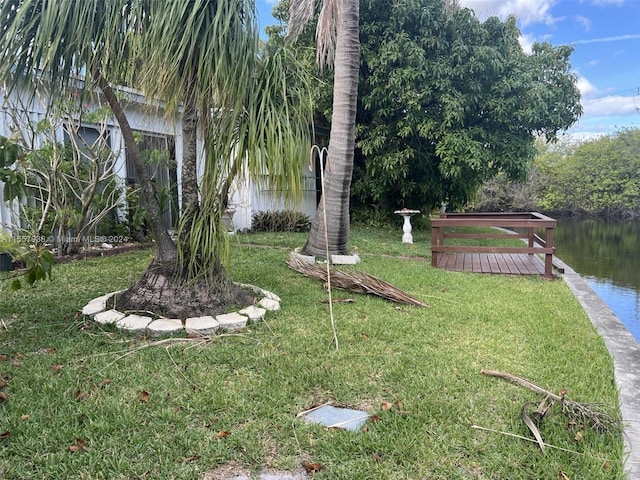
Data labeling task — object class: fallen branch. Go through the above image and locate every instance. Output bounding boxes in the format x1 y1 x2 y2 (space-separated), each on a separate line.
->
481 369 620 435
471 425 610 460
287 252 429 308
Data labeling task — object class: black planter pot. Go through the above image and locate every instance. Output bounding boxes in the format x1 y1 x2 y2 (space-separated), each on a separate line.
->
0 252 14 272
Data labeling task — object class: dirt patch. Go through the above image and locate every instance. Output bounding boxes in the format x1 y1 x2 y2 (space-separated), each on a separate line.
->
54 242 153 264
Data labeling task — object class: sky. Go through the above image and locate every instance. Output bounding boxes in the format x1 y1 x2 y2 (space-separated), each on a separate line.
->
255 0 640 141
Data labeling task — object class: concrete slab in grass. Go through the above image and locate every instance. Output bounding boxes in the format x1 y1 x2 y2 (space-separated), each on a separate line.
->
94 309 125 324
239 306 266 323
81 300 106 316
331 253 361 265
216 312 248 331
185 316 220 336
259 298 280 311
116 314 152 332
298 404 369 431
147 318 183 336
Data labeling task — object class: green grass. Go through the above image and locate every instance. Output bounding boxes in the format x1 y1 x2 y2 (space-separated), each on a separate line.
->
0 225 626 479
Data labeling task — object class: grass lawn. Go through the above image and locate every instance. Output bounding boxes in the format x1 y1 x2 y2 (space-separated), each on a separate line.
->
0 225 625 479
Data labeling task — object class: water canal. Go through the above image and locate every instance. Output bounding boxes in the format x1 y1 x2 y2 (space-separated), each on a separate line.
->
553 217 640 344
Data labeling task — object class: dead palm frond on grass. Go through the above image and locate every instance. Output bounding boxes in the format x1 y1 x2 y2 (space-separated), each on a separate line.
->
287 252 429 308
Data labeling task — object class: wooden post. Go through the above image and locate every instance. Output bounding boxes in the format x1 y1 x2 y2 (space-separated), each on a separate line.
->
544 225 554 279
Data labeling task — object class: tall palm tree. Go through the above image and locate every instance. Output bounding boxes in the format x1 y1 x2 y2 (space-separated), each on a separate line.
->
288 0 360 256
0 0 313 317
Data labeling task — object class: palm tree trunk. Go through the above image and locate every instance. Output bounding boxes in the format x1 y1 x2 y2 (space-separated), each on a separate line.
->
303 0 359 257
181 81 199 211
94 71 176 263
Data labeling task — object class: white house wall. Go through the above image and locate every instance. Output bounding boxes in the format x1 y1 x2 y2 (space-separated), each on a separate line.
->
228 161 317 231
1 84 317 234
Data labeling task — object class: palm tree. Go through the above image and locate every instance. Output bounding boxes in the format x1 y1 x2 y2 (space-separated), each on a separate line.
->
0 0 312 317
288 0 360 257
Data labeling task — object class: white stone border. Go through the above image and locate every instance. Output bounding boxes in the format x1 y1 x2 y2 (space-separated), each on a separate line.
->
81 284 280 336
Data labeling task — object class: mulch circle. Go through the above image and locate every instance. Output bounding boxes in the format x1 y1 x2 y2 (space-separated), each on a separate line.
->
54 242 154 264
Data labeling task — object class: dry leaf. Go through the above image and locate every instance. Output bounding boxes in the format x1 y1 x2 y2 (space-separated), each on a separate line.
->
381 401 393 411
573 431 584 443
0 354 8 361
559 471 570 480
0 391 7 402
74 390 89 401
373 453 383 462
69 438 86 452
20 414 30 421
360 332 370 339
215 430 231 440
97 378 112 388
301 461 324 474
368 415 381 423
139 391 150 403
50 364 64 371
0 431 10 439
0 380 6 389
183 455 201 462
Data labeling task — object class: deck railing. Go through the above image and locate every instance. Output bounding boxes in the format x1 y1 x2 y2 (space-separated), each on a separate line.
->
431 212 557 279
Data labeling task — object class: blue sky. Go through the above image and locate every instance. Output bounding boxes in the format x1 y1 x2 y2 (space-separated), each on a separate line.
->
256 0 640 141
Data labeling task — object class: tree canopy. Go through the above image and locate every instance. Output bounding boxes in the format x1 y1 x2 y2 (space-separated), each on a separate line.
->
351 0 582 213
536 128 640 218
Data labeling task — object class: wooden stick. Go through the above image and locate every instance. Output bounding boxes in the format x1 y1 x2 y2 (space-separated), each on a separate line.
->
472 425 587 457
481 369 563 401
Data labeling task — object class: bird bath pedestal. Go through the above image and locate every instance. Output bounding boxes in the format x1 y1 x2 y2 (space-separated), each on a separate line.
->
394 209 420 243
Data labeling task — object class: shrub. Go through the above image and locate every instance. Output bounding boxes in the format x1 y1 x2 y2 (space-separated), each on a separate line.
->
251 210 311 232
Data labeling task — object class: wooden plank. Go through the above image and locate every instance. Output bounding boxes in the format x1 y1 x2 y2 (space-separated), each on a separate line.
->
496 253 513 274
470 253 482 273
434 252 548 277
487 254 498 272
510 254 528 274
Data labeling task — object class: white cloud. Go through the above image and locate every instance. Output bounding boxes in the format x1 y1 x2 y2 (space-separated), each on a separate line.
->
459 0 557 26
518 32 535 53
575 15 592 30
589 0 625 5
577 76 599 99
574 75 636 117
582 95 637 116
571 33 640 44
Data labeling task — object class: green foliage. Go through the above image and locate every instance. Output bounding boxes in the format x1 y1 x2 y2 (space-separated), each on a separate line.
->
0 135 27 202
350 0 581 214
536 129 640 218
471 168 546 212
0 231 55 290
251 210 311 232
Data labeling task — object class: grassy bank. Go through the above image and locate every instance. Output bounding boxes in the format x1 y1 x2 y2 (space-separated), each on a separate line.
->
0 225 625 479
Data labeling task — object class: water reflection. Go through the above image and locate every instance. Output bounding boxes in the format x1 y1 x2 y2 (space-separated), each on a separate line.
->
553 217 640 343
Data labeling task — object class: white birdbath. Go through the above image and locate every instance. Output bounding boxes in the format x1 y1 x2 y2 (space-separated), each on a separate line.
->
394 209 420 243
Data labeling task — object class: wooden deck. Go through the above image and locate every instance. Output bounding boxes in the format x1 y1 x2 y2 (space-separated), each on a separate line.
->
431 212 557 279
434 252 546 276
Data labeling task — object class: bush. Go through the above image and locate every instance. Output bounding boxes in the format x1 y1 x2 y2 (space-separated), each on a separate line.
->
251 210 311 232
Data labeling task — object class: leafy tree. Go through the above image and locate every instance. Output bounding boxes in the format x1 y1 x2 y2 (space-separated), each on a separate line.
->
537 129 640 218
287 0 361 256
3 100 124 255
0 0 312 316
352 0 581 213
